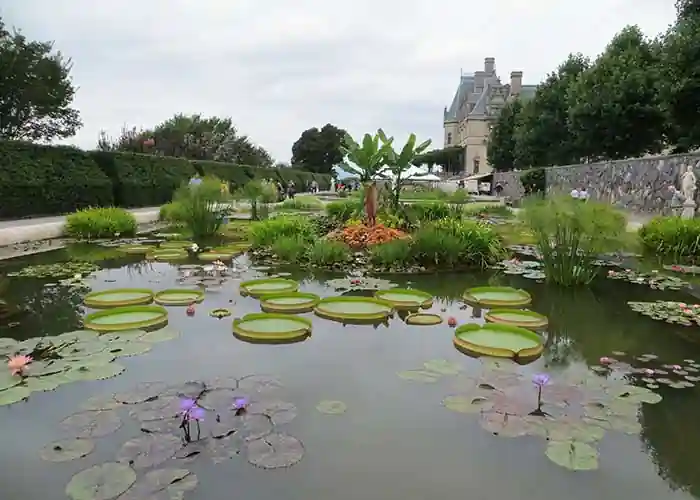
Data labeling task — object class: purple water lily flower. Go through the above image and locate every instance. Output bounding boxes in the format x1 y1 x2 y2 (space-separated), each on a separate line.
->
180 398 196 413
186 406 205 422
233 397 249 409
532 373 550 387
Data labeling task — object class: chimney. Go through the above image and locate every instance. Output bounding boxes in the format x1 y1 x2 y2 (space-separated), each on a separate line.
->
510 71 523 96
484 57 495 74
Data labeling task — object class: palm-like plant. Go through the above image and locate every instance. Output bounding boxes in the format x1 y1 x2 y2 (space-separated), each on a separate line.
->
339 130 393 183
382 133 432 209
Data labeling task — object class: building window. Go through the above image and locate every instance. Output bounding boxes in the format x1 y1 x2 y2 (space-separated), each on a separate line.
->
447 132 452 145
473 158 480 174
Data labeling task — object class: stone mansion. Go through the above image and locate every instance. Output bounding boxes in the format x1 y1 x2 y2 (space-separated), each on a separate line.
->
443 57 536 175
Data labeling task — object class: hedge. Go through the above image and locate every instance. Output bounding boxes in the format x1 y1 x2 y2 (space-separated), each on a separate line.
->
0 140 332 219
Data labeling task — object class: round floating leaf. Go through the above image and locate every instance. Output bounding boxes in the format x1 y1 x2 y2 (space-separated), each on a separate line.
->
25 359 68 377
118 468 198 500
607 415 643 434
130 396 180 422
117 434 181 469
65 362 126 382
423 359 462 375
25 373 69 392
0 371 22 391
479 412 533 438
540 418 606 443
207 433 240 464
316 400 347 414
166 381 206 399
237 375 283 395
442 395 493 414
545 441 599 471
247 400 297 425
99 330 145 343
61 410 122 438
105 341 152 358
611 385 662 404
40 439 95 462
140 417 181 435
65 462 137 500
62 341 107 358
246 433 304 469
82 395 120 411
230 414 274 442
397 370 441 383
115 382 168 404
138 327 180 343
198 388 244 412
57 329 100 343
0 385 30 406
64 352 116 366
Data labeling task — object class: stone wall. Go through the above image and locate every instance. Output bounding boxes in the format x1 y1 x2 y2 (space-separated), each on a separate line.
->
493 153 700 215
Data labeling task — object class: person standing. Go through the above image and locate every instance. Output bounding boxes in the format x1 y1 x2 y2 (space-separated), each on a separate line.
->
579 187 590 202
570 187 580 201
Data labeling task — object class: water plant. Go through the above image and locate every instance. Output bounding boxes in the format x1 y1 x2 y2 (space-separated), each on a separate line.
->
491 257 545 280
638 216 700 262
628 300 700 326
65 207 138 240
7 262 99 279
607 268 688 290
171 176 231 239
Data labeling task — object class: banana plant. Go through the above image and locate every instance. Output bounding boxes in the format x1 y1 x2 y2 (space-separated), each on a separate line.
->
339 130 393 183
381 132 432 209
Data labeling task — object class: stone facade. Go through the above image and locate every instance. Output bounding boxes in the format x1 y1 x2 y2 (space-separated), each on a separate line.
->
492 153 700 216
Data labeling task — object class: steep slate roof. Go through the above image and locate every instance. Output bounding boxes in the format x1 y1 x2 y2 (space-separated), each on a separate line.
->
444 75 538 122
444 74 474 122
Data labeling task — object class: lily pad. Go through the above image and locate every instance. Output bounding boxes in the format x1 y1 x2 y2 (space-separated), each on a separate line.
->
81 395 121 411
610 385 663 404
325 277 397 291
0 385 31 406
545 441 599 470
314 296 394 324
316 400 347 414
138 327 180 343
396 370 441 382
40 438 95 462
84 306 169 332
485 309 548 329
209 308 232 319
374 288 433 310
233 313 312 344
115 382 169 404
66 462 137 500
246 433 304 469
105 341 152 357
453 323 543 361
0 371 22 391
84 289 154 308
237 375 283 395
25 373 69 392
479 412 533 437
239 278 299 298
442 394 493 414
65 362 126 381
118 468 198 500
153 289 205 306
60 410 122 438
462 286 532 308
247 400 298 425
117 434 181 469
404 313 443 326
423 359 462 375
259 292 321 314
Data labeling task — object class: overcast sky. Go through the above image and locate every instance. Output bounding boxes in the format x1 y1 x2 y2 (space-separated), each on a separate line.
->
2 1 677 162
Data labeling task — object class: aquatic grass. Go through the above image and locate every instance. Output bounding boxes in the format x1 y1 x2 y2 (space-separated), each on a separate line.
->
306 240 351 267
171 176 231 240
249 216 316 248
271 236 308 262
65 207 137 240
520 196 626 286
638 216 700 263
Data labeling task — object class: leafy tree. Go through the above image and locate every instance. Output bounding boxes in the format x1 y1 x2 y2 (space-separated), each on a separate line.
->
487 99 523 171
416 147 463 174
97 114 274 167
567 26 666 161
291 123 346 173
339 130 393 183
514 53 590 168
0 18 81 141
382 132 432 209
659 0 700 152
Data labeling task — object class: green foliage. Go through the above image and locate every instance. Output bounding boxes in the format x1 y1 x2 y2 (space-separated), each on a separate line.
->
521 196 626 286
248 216 316 248
0 141 113 218
307 240 351 266
64 207 137 240
291 124 346 173
0 19 81 141
325 200 362 223
279 195 324 211
520 168 546 195
638 216 700 262
310 215 339 236
339 130 394 183
369 239 412 267
487 99 523 171
271 236 308 262
567 26 665 160
159 202 187 225
171 177 230 240
381 131 432 209
462 203 513 218
514 54 590 167
415 147 464 175
233 180 277 220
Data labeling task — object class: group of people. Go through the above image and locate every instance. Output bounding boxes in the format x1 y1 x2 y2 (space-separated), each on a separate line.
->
570 187 590 202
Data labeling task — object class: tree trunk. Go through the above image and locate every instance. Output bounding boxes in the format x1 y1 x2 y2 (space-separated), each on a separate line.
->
364 182 378 226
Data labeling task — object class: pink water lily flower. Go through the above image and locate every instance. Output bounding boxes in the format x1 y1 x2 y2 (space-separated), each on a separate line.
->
7 355 32 376
679 302 687 308
599 356 612 365
643 368 655 377
671 364 683 371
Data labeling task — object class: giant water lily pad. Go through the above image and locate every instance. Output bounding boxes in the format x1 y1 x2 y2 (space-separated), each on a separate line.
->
485 309 548 329
154 289 205 306
325 277 397 291
148 249 189 262
246 433 304 469
65 462 137 500
118 468 198 500
545 441 599 470
423 359 462 375
159 240 192 249
374 288 433 310
117 434 181 469
118 244 155 254
60 410 122 438
40 438 95 462
239 278 299 298
84 305 169 332
84 289 154 309
453 323 543 361
259 292 321 313
198 251 235 261
405 313 443 325
314 296 393 324
233 313 312 344
462 286 532 307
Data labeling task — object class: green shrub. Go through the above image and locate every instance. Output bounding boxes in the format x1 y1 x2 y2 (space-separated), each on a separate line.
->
159 202 187 224
639 216 700 261
521 168 546 195
400 187 448 200
248 216 316 248
279 195 324 211
369 239 412 267
171 176 230 240
405 201 454 222
307 240 351 266
463 203 513 218
272 236 308 262
65 207 137 240
0 142 114 219
449 189 471 204
521 196 626 286
325 200 362 222
310 215 340 236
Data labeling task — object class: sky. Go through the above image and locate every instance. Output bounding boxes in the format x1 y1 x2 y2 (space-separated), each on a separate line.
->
2 0 678 162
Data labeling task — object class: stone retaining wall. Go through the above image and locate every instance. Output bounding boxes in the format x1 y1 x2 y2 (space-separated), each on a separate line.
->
493 152 700 215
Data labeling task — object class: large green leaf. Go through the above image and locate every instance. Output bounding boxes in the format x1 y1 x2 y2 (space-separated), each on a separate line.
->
545 440 599 470
65 463 136 500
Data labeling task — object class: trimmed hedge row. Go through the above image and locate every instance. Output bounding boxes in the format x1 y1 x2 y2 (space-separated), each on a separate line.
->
0 141 331 219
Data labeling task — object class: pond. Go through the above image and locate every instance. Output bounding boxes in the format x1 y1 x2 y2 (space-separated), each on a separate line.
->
1 244 700 500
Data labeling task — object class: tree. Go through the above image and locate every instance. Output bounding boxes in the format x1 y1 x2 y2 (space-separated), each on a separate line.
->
567 26 666 161
416 147 464 174
659 1 700 152
291 123 346 173
97 113 274 167
514 53 590 168
487 99 523 171
0 18 81 141
382 132 432 209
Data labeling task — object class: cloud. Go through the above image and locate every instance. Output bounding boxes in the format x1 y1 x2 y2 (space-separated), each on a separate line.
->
2 0 677 161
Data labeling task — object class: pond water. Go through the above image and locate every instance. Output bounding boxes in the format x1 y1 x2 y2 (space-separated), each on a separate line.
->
1 245 700 500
